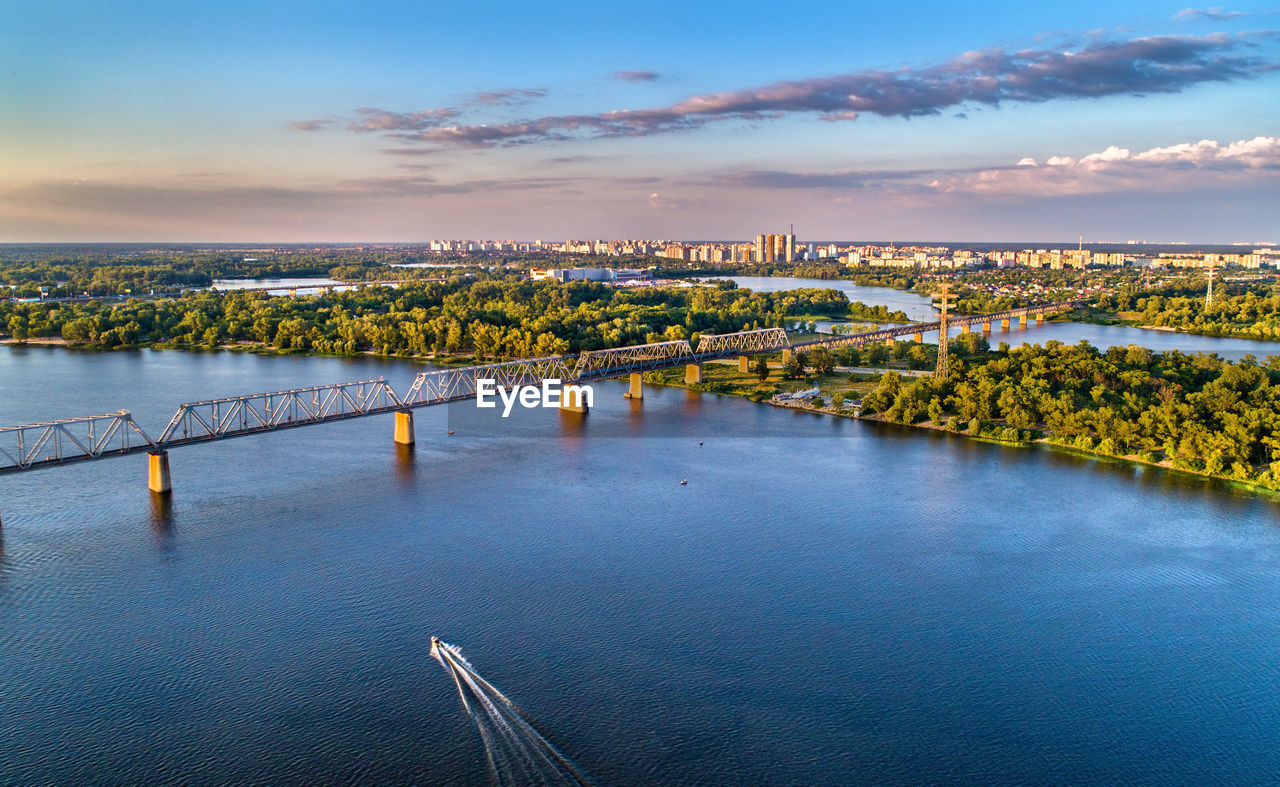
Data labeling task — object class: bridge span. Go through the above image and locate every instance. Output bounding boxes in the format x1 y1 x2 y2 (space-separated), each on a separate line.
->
0 301 1073 505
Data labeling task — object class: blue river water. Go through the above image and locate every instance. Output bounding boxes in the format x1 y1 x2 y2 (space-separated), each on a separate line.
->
3 327 1280 782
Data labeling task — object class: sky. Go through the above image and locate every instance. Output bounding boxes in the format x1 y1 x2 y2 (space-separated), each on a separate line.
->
1 0 1278 243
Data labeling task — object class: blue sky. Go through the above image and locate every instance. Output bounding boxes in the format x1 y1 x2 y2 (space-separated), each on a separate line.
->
2 0 1278 242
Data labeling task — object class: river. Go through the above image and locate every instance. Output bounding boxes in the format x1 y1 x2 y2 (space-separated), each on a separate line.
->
719 276 1280 361
3 345 1280 783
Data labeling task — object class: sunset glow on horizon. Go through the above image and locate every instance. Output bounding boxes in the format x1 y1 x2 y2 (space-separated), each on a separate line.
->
3 0 1278 243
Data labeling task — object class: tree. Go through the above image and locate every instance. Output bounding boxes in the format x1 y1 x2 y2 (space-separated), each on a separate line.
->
781 354 806 380
753 355 770 381
836 345 861 367
809 347 835 375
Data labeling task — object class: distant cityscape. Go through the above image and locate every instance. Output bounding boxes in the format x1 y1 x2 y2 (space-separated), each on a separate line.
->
424 233 1280 271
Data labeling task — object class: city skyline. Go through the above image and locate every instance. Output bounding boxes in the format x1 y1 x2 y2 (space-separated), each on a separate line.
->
3 1 1279 242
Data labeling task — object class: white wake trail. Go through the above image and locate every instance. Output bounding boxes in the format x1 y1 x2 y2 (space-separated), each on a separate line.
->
432 639 592 786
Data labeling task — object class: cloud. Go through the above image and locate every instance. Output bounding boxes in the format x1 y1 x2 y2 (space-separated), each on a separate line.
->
714 169 939 189
287 119 332 132
647 191 680 210
469 88 547 106
707 135 1280 200
935 135 1280 195
295 90 545 138
347 107 459 132
543 154 612 164
379 147 443 157
1174 7 1253 21
3 174 576 219
366 32 1277 148
613 70 662 82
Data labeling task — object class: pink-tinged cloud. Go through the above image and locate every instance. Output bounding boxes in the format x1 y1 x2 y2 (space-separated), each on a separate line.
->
469 87 547 106
347 107 459 132
288 119 332 132
935 135 1280 195
341 32 1278 147
647 192 680 210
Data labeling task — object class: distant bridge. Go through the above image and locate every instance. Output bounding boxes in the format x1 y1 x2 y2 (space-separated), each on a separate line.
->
0 301 1073 503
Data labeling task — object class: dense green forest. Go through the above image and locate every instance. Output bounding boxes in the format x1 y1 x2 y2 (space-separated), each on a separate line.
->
0 277 854 356
1088 284 1280 340
859 339 1280 488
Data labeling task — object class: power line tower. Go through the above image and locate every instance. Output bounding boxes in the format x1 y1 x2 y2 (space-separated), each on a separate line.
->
1205 262 1216 311
935 281 954 379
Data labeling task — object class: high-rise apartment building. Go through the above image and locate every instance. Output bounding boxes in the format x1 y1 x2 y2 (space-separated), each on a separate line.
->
751 227 798 262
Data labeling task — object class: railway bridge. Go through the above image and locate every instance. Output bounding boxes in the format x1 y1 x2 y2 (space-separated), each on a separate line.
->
0 301 1073 512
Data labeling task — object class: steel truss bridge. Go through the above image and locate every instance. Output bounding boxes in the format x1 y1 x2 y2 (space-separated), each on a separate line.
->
0 301 1073 481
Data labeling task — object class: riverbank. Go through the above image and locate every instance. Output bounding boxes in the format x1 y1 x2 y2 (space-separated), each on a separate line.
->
0 336 70 346
646 355 1280 498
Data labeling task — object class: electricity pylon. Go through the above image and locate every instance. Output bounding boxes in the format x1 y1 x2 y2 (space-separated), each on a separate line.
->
935 281 954 379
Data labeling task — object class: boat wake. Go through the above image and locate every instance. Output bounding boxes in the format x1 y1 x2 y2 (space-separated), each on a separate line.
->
431 637 592 786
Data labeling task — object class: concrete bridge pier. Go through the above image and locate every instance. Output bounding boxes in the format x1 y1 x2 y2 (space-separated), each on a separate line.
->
393 410 415 446
148 450 172 494
782 348 793 364
982 321 991 334
913 332 923 343
1001 318 1011 330
961 324 971 334
288 288 298 297
625 372 643 399
1035 311 1045 323
738 355 749 373
1019 314 1028 328
885 337 895 348
685 363 702 384
560 386 589 413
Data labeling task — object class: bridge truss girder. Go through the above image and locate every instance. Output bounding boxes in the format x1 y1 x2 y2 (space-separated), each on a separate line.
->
695 327 789 356
572 340 693 380
157 378 403 445
0 411 156 473
402 355 575 406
